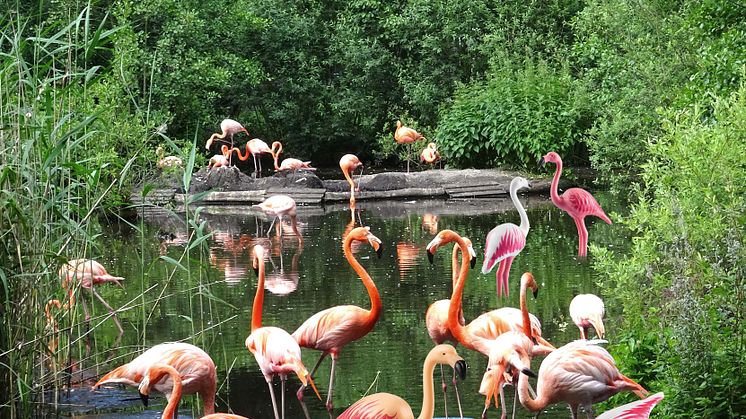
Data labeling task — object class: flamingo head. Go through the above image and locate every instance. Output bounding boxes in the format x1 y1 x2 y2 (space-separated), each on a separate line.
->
347 226 383 258
289 358 322 401
478 362 509 409
539 151 561 166
510 176 531 192
221 145 232 157
427 230 469 265
252 245 265 275
430 344 467 380
521 272 539 299
340 154 363 172
138 363 177 407
463 237 478 269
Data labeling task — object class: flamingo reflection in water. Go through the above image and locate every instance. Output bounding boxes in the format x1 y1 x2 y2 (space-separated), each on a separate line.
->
421 213 439 235
396 242 421 281
209 232 259 284
264 240 304 296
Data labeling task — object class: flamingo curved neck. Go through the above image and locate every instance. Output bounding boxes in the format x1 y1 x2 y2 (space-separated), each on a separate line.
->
519 278 533 342
549 158 563 207
417 355 438 419
251 256 266 332
233 144 251 161
510 182 530 234
518 371 548 413
160 367 184 419
451 245 464 321
271 143 283 170
343 237 381 330
446 233 474 350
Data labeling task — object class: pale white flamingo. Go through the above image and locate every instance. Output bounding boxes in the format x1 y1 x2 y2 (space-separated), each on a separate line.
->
570 293 606 339
252 195 302 243
231 138 272 178
206 119 249 162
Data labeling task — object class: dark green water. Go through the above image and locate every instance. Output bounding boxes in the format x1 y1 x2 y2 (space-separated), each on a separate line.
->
59 191 630 419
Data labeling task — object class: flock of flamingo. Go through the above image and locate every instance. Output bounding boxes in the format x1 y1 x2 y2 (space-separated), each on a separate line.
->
48 119 665 419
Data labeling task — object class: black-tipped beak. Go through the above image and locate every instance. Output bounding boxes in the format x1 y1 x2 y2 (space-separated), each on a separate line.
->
427 250 434 265
538 156 545 167
533 289 538 299
455 359 467 380
527 182 533 189
376 245 383 259
470 256 476 269
139 392 149 407
253 265 259 276
521 368 537 378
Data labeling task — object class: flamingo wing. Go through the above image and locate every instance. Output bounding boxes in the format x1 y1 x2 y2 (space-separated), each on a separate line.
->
255 195 295 215
596 392 664 419
481 223 526 274
292 305 369 351
247 327 303 377
338 393 413 419
565 188 610 221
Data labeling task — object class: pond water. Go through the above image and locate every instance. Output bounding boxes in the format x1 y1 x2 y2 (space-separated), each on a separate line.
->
48 191 630 419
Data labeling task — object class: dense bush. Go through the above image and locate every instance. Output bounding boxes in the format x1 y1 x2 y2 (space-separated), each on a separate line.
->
592 87 746 417
435 60 590 168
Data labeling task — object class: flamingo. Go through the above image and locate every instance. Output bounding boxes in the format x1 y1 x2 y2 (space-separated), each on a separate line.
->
93 342 217 416
50 259 125 334
420 142 440 166
339 154 363 207
292 226 383 411
245 245 319 419
156 146 183 170
206 119 249 165
252 195 302 243
540 151 612 257
231 138 272 178
429 230 528 355
570 294 606 340
516 339 649 419
138 363 249 419
596 392 664 419
482 176 531 297
425 237 475 418
208 145 233 170
394 120 425 173
337 344 467 419
270 141 316 179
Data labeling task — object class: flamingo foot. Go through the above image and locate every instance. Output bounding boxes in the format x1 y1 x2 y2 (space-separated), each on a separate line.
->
325 401 334 412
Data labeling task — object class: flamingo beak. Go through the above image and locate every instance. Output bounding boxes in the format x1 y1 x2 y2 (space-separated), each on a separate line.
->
307 374 322 401
427 248 435 264
521 367 537 378
139 392 149 407
376 244 383 259
533 288 539 299
538 156 545 167
455 359 467 380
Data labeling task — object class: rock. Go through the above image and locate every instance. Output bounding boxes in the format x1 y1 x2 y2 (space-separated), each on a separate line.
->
189 166 256 193
361 172 407 191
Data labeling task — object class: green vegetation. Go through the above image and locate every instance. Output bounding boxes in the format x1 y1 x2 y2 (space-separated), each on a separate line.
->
1 0 745 417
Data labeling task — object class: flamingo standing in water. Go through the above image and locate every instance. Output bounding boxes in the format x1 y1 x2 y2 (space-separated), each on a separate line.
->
570 293 606 340
482 176 531 297
516 339 649 419
206 119 249 164
394 120 425 173
252 195 302 243
245 245 319 419
138 363 249 419
337 344 467 419
93 342 217 416
292 226 383 411
425 237 475 418
540 151 612 257
420 142 440 166
231 138 272 178
339 154 363 207
50 259 125 334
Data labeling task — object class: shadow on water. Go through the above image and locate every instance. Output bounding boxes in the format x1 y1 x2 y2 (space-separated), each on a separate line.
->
51 191 630 419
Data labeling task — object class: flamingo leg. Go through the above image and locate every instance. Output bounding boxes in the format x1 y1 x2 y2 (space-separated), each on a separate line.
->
266 216 279 238
267 377 281 419
570 404 579 419
281 375 286 419
90 287 124 335
512 385 518 419
258 155 263 178
439 364 448 418
502 256 515 297
452 368 464 418
325 354 338 411
500 387 507 419
496 260 506 297
297 385 311 419
573 216 588 257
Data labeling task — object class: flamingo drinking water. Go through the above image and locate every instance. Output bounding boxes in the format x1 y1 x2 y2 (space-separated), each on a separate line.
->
540 151 612 257
339 154 363 207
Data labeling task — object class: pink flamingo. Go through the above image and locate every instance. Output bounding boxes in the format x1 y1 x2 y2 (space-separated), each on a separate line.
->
337 344 467 419
271 142 316 179
420 142 440 166
570 293 606 340
206 119 249 164
394 120 425 173
292 226 383 411
517 339 649 419
52 259 125 334
246 245 319 419
252 195 302 243
596 392 664 419
138 363 250 419
208 145 233 170
540 151 612 257
425 237 475 418
231 138 272 178
482 176 531 297
93 342 218 416
339 154 363 207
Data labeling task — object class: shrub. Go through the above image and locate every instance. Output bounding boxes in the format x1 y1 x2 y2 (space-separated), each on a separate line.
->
435 60 590 168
